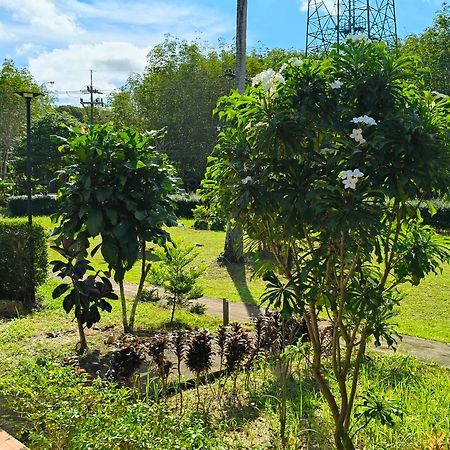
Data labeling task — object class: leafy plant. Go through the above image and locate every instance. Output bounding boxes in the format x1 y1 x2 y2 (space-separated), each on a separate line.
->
189 302 207 315
149 241 205 323
51 237 116 353
204 39 450 449
53 124 177 332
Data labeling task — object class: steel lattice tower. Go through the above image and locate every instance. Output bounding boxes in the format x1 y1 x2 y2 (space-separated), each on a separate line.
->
306 0 397 55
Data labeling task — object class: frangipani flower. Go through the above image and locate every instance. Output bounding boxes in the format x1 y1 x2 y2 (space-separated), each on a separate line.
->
339 169 364 190
252 68 285 96
350 128 366 144
347 34 366 42
351 115 377 126
331 80 343 89
431 91 448 100
289 57 303 67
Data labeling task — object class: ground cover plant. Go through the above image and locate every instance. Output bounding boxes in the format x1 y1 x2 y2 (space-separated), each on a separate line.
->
204 39 450 449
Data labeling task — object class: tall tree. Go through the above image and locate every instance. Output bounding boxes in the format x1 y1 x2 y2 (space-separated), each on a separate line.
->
403 3 450 94
223 0 248 263
0 60 47 180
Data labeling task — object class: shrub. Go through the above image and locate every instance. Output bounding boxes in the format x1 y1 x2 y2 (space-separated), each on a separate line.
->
192 204 226 231
8 194 56 217
409 199 450 230
171 193 200 219
0 218 48 305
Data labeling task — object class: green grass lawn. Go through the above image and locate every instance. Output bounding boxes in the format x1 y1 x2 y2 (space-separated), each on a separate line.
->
35 216 450 343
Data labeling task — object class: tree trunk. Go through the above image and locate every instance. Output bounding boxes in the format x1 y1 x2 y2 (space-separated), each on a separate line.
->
129 240 150 331
223 0 247 263
76 316 88 354
170 295 177 323
119 280 129 332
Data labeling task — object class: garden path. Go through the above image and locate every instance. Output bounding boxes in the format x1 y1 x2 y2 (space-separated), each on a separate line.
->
121 281 450 369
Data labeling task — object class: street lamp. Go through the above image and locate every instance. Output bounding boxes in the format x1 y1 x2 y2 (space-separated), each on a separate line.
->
15 91 42 225
15 91 42 307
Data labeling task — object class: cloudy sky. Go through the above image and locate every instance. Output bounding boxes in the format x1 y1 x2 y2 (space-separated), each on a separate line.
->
0 0 445 104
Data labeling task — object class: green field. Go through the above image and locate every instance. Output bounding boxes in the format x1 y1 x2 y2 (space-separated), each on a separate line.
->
35 216 450 343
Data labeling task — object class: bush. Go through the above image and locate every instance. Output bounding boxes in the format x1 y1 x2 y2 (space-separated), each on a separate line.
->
410 199 450 230
192 204 226 231
8 194 57 217
171 193 200 219
0 218 48 305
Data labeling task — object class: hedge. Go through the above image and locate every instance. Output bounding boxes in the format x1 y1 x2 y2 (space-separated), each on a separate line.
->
409 199 450 231
8 195 57 217
0 218 48 305
170 193 200 219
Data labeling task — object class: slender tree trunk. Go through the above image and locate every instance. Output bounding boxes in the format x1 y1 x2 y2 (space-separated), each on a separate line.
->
170 295 177 323
129 240 151 331
76 316 88 354
223 0 247 263
119 280 129 332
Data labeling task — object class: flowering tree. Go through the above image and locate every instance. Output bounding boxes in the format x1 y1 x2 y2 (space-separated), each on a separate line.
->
204 40 450 449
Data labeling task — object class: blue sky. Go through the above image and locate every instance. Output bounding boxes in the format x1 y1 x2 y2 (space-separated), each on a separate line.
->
0 0 445 104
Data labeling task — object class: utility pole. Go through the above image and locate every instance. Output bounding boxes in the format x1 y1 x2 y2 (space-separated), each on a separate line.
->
80 70 103 125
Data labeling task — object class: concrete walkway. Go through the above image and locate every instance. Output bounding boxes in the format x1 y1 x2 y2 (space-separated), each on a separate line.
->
121 281 450 369
0 429 28 450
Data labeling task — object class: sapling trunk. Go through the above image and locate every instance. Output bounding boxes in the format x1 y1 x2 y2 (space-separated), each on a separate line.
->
129 241 151 331
170 294 177 323
119 281 129 332
76 316 87 354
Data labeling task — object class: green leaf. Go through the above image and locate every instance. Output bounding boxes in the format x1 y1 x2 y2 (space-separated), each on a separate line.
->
86 209 103 236
101 240 119 266
53 283 70 299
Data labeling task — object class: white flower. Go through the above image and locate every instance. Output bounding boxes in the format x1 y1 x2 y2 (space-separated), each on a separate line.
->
350 128 366 144
252 68 285 95
242 176 252 185
289 57 303 67
273 72 286 85
347 34 366 42
339 169 364 190
351 115 377 126
431 90 448 100
330 80 343 89
244 123 252 130
280 63 288 73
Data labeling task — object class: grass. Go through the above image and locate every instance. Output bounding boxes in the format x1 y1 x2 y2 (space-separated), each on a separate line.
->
34 216 450 343
0 280 221 371
0 278 449 449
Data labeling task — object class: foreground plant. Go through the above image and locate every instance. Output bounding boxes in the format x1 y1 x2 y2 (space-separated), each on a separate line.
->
53 124 177 332
204 39 450 449
52 238 117 353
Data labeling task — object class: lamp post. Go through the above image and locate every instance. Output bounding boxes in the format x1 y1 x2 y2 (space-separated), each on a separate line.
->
15 91 42 225
15 91 42 306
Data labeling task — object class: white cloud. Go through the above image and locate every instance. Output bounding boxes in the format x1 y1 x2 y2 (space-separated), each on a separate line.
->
29 41 152 103
298 0 338 15
0 0 234 104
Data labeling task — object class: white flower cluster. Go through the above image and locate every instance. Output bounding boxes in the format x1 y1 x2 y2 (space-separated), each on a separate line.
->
346 34 366 42
330 79 343 89
241 176 252 185
289 57 303 67
350 128 366 144
431 90 448 100
339 169 364 190
351 115 377 126
252 68 286 96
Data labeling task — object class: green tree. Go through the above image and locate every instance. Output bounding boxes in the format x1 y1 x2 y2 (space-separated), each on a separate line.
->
149 241 205 323
205 40 450 449
403 3 450 94
54 124 178 332
0 59 48 180
110 38 303 190
12 110 80 193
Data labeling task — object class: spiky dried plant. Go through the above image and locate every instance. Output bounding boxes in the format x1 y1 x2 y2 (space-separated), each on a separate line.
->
185 330 214 377
224 322 253 373
216 325 228 371
148 334 172 386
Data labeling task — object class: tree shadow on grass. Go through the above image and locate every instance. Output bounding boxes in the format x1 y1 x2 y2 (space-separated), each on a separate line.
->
225 262 261 317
